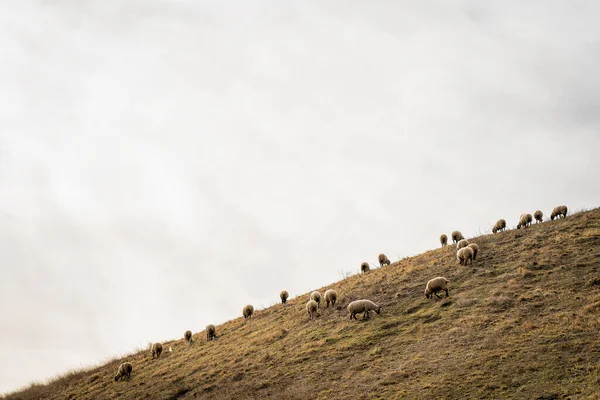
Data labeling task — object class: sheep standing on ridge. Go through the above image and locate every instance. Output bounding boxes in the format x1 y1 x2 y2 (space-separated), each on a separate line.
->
324 289 338 308
457 247 474 265
451 231 464 243
206 324 217 341
534 210 543 224
517 213 533 229
467 243 479 260
151 343 163 359
347 299 381 320
551 205 568 220
457 239 469 250
440 234 448 247
378 253 391 267
424 277 450 299
243 304 254 320
306 300 319 320
280 290 289 304
310 291 322 308
360 262 370 274
492 219 506 233
184 330 193 344
114 362 133 382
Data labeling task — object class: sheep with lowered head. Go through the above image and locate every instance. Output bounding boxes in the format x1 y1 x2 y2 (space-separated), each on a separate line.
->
551 205 568 220
306 299 319 320
151 343 163 359
206 324 217 341
243 304 254 319
424 277 450 299
467 243 479 260
184 330 193 344
534 210 543 224
114 362 133 382
451 231 464 243
457 239 469 250
492 219 506 233
310 291 322 308
517 213 533 229
324 289 338 308
440 234 448 247
347 299 381 320
457 247 474 265
360 262 370 274
378 253 391 267
280 290 289 304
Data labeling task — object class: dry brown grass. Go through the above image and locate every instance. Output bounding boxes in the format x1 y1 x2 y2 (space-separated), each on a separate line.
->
4 208 600 400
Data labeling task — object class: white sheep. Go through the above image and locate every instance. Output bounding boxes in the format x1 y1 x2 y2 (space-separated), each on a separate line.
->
310 291 322 308
517 213 533 229
551 205 568 220
114 362 133 382
378 253 391 267
206 324 217 341
451 231 464 243
457 247 474 265
534 210 543 224
424 277 450 299
440 234 448 247
360 262 370 274
243 304 254 319
347 299 381 320
492 219 506 233
280 290 289 304
467 243 479 260
457 239 469 250
306 299 319 320
324 289 338 308
151 342 163 359
184 330 193 344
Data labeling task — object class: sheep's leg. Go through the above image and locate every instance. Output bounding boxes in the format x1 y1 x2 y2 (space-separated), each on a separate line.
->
434 292 441 298
445 289 449 297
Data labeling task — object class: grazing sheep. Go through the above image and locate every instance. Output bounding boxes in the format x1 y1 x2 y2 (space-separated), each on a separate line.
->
440 234 448 247
492 219 506 233
457 247 474 265
347 299 381 320
184 330 193 344
378 253 391 267
451 231 464 243
324 289 338 308
534 210 543 224
551 205 568 220
457 239 469 250
360 262 370 274
306 299 319 320
517 213 533 229
206 324 217 341
467 243 479 260
310 291 322 308
114 362 133 382
243 304 254 319
280 290 289 304
424 277 450 299
151 343 163 359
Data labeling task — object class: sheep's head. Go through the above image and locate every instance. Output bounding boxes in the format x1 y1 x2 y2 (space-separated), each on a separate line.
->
425 288 431 298
492 227 497 233
114 375 120 382
550 213 556 220
376 307 381 314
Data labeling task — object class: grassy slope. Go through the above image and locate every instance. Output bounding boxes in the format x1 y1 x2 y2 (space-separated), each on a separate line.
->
5 208 600 400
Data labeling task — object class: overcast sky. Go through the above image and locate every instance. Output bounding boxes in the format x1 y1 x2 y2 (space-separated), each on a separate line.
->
1 0 599 394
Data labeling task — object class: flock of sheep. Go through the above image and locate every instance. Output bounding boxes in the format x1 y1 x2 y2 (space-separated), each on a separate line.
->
114 204 569 382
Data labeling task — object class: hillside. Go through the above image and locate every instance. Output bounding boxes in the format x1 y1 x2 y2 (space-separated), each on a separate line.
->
5 208 600 400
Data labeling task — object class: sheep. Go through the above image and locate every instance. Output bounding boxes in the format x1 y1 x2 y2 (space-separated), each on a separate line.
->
151 342 163 359
517 213 533 229
114 362 133 382
306 299 319 320
378 253 391 267
360 262 370 274
457 247 474 265
534 210 543 224
424 277 450 299
280 290 289 304
457 239 469 250
492 219 506 233
451 231 464 243
467 243 479 260
347 299 381 320
550 205 568 220
310 291 322 308
440 234 448 247
206 324 217 341
324 289 338 308
243 304 254 319
184 330 193 344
